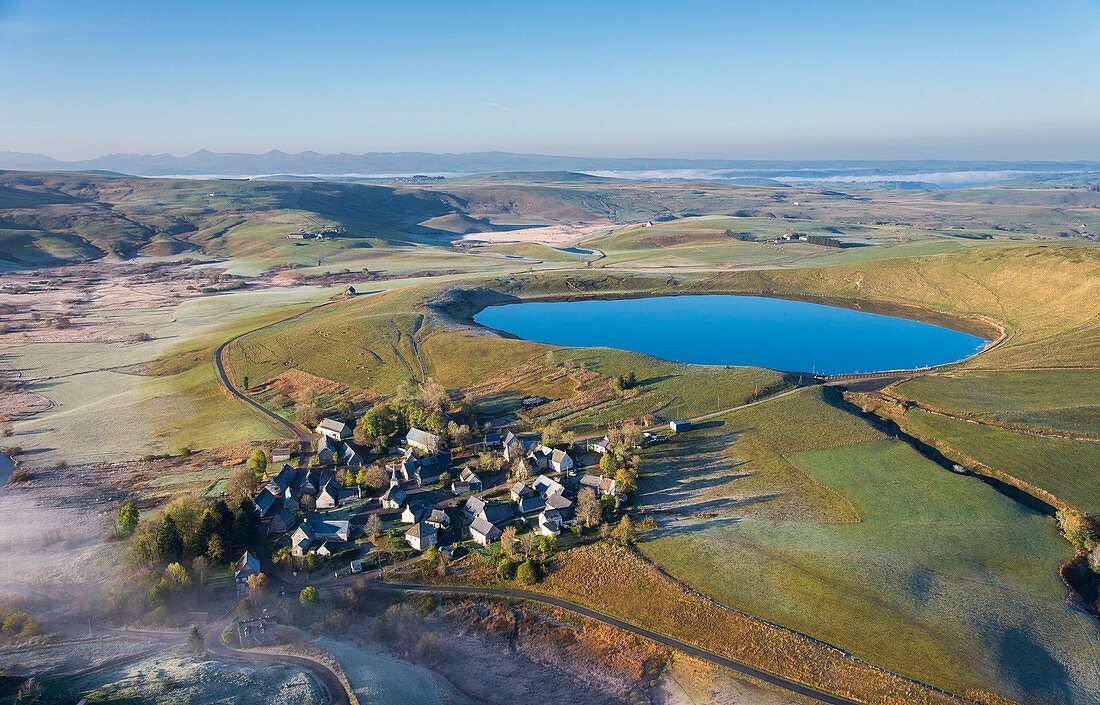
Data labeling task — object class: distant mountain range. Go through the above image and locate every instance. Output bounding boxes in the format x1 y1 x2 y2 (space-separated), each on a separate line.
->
1 149 1098 185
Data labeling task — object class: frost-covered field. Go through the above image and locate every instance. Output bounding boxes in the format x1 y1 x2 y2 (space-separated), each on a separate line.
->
319 639 442 705
38 646 322 704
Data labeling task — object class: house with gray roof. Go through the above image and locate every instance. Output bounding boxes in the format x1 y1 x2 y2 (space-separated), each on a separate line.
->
588 436 611 455
478 502 515 526
401 499 433 524
316 477 342 509
266 506 296 536
517 494 546 515
463 495 487 519
405 521 438 552
291 516 351 556
579 473 617 497
381 481 407 510
405 427 442 454
234 551 261 595
254 486 281 518
452 467 482 495
510 482 533 502
503 431 537 461
670 419 692 433
316 417 352 441
545 491 574 518
537 509 563 537
550 448 574 473
316 435 337 464
339 443 364 469
532 475 565 498
469 516 502 546
269 464 296 493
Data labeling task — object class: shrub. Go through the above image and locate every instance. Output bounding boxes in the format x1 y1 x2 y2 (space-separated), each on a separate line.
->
1057 510 1095 553
299 586 319 605
6 469 32 485
515 559 540 586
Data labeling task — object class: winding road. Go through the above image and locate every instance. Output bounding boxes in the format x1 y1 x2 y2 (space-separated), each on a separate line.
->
203 610 350 705
212 304 333 465
372 580 865 705
207 303 915 705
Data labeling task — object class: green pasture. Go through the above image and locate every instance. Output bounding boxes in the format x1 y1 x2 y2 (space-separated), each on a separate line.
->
903 408 1100 514
893 370 1100 437
638 390 1099 704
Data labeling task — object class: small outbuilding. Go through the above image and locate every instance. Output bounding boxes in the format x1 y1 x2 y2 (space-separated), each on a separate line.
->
670 419 692 433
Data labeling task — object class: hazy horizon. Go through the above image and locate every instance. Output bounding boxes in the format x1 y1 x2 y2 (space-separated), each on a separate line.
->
2 0 1099 161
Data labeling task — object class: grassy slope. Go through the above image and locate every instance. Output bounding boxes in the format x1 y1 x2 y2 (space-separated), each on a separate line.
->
638 389 1099 705
901 409 1100 514
696 243 1100 369
889 370 1100 441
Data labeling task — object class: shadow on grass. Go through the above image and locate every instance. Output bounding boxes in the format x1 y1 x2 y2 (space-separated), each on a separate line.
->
995 625 1073 705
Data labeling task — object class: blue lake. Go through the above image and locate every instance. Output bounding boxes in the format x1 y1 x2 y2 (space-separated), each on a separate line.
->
474 295 989 375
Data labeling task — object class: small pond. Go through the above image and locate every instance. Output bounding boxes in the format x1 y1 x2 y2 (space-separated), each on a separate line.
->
474 295 989 375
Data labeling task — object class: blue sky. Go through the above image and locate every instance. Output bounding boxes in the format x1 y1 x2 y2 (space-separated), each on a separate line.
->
1 0 1098 160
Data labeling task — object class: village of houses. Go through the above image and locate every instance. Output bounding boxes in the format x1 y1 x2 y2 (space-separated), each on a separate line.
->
232 410 688 596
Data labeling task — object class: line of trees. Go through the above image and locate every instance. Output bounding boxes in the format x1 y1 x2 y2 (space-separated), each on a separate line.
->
806 234 843 248
724 228 756 241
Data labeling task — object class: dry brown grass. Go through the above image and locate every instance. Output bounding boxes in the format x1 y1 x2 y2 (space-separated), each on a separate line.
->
534 543 969 705
402 542 975 705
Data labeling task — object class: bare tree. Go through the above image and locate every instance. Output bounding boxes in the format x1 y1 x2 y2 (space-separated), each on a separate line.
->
576 487 602 529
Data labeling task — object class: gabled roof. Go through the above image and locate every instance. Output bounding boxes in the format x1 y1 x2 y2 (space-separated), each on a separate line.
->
459 467 481 483
381 481 406 504
545 492 573 511
469 516 502 540
510 481 533 497
235 551 261 578
254 488 281 517
580 474 615 493
464 495 487 515
317 418 351 436
305 515 350 540
551 449 572 464
479 502 514 525
406 428 441 449
270 464 296 492
517 495 546 514
271 506 295 527
318 480 340 502
316 435 336 452
427 508 450 527
540 508 563 524
402 499 432 523
532 475 565 497
340 444 362 464
419 451 451 470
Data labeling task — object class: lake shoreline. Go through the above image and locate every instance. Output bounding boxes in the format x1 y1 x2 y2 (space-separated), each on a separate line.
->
472 293 991 376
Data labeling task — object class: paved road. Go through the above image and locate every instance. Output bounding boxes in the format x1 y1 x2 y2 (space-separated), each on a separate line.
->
212 304 333 465
203 608 351 705
372 580 865 705
572 384 808 443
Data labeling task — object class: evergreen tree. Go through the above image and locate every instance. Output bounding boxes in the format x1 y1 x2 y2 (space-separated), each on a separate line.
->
187 625 205 657
232 498 260 552
155 516 184 563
